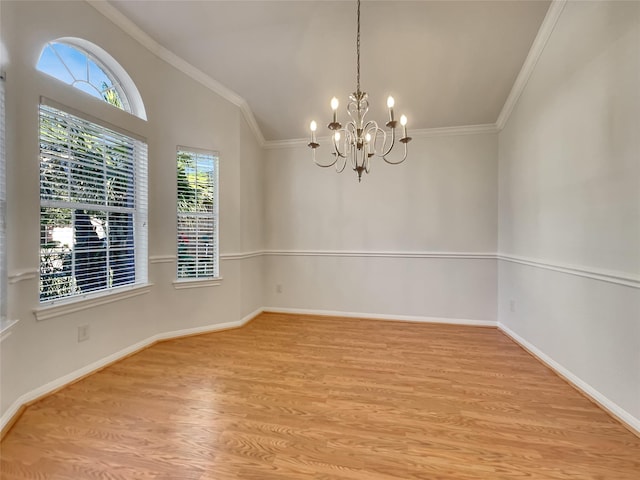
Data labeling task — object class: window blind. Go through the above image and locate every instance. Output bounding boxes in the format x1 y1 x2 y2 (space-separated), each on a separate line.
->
39 104 147 302
177 149 218 279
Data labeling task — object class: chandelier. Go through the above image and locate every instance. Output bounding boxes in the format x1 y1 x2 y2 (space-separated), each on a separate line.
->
307 0 411 182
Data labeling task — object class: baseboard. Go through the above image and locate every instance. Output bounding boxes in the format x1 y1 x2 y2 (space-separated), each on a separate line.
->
263 306 497 327
498 323 640 437
0 308 263 439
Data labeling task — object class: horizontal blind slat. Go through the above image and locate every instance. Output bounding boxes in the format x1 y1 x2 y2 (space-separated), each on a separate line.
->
39 104 147 302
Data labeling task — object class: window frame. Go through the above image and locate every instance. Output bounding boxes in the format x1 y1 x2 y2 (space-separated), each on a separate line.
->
175 146 220 286
36 37 147 120
38 99 148 307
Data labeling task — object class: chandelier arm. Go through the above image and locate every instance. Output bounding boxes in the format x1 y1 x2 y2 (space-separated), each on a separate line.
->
335 155 348 173
381 140 409 165
311 148 340 168
379 125 397 158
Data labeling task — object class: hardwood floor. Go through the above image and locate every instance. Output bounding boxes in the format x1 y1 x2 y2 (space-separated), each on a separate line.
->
1 312 639 479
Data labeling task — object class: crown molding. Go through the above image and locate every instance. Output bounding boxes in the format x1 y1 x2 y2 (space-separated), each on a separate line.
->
89 0 564 146
495 0 567 130
263 123 499 150
86 0 266 146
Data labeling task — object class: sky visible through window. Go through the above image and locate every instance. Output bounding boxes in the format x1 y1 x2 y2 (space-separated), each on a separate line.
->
37 42 125 109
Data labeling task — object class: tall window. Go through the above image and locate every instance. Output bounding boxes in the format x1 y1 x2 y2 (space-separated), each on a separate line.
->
39 102 148 302
177 149 219 279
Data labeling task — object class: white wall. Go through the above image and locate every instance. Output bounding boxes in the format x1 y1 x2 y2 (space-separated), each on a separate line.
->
264 133 498 322
0 0 264 420
498 0 640 423
239 116 265 317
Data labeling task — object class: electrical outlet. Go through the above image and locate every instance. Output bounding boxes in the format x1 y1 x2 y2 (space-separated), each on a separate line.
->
509 300 516 313
78 324 90 342
276 284 283 294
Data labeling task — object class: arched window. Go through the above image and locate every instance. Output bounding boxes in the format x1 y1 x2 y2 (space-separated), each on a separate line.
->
36 38 147 120
37 39 148 306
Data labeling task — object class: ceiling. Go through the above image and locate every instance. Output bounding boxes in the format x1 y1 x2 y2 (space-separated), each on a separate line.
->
107 0 551 142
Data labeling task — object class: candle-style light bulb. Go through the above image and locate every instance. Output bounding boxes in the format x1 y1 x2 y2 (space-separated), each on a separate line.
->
331 97 339 124
334 131 341 142
310 120 317 144
387 96 395 123
400 115 408 138
365 133 372 155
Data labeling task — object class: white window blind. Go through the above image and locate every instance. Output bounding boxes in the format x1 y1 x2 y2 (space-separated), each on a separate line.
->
39 103 147 302
0 75 6 321
177 148 218 279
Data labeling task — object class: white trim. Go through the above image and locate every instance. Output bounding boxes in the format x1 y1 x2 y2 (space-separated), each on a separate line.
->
498 254 640 289
0 318 19 343
149 255 176 264
0 307 262 432
264 250 495 259
221 251 264 260
239 100 266 148
151 252 263 262
8 269 38 284
263 307 497 327
498 323 640 436
173 277 223 289
155 307 262 341
86 0 265 146
34 283 153 322
148 250 638 288
410 124 499 138
496 0 567 130
264 124 499 150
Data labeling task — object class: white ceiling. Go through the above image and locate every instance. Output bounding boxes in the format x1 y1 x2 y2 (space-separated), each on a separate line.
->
107 0 551 142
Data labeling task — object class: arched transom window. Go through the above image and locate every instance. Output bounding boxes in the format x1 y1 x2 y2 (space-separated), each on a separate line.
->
36 38 146 120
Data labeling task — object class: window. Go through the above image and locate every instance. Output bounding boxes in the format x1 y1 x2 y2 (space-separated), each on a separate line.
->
36 38 147 120
39 102 148 302
177 149 219 279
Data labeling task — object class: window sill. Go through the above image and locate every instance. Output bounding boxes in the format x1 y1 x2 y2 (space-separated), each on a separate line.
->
0 318 20 343
173 277 223 290
34 283 153 322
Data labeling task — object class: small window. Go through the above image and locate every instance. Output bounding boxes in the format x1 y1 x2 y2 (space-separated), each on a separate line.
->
177 149 219 279
39 103 148 302
37 41 130 112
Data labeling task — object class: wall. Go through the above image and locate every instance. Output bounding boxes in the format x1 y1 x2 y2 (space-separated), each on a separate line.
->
264 133 498 322
0 0 264 422
239 115 265 317
498 0 640 425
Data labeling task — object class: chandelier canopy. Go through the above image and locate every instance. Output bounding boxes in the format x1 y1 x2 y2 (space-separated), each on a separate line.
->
307 0 411 182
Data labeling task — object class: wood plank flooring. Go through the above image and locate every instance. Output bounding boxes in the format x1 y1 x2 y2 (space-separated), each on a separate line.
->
1 312 639 479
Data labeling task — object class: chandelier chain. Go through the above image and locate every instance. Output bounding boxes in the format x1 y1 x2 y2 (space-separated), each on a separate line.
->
356 0 361 94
